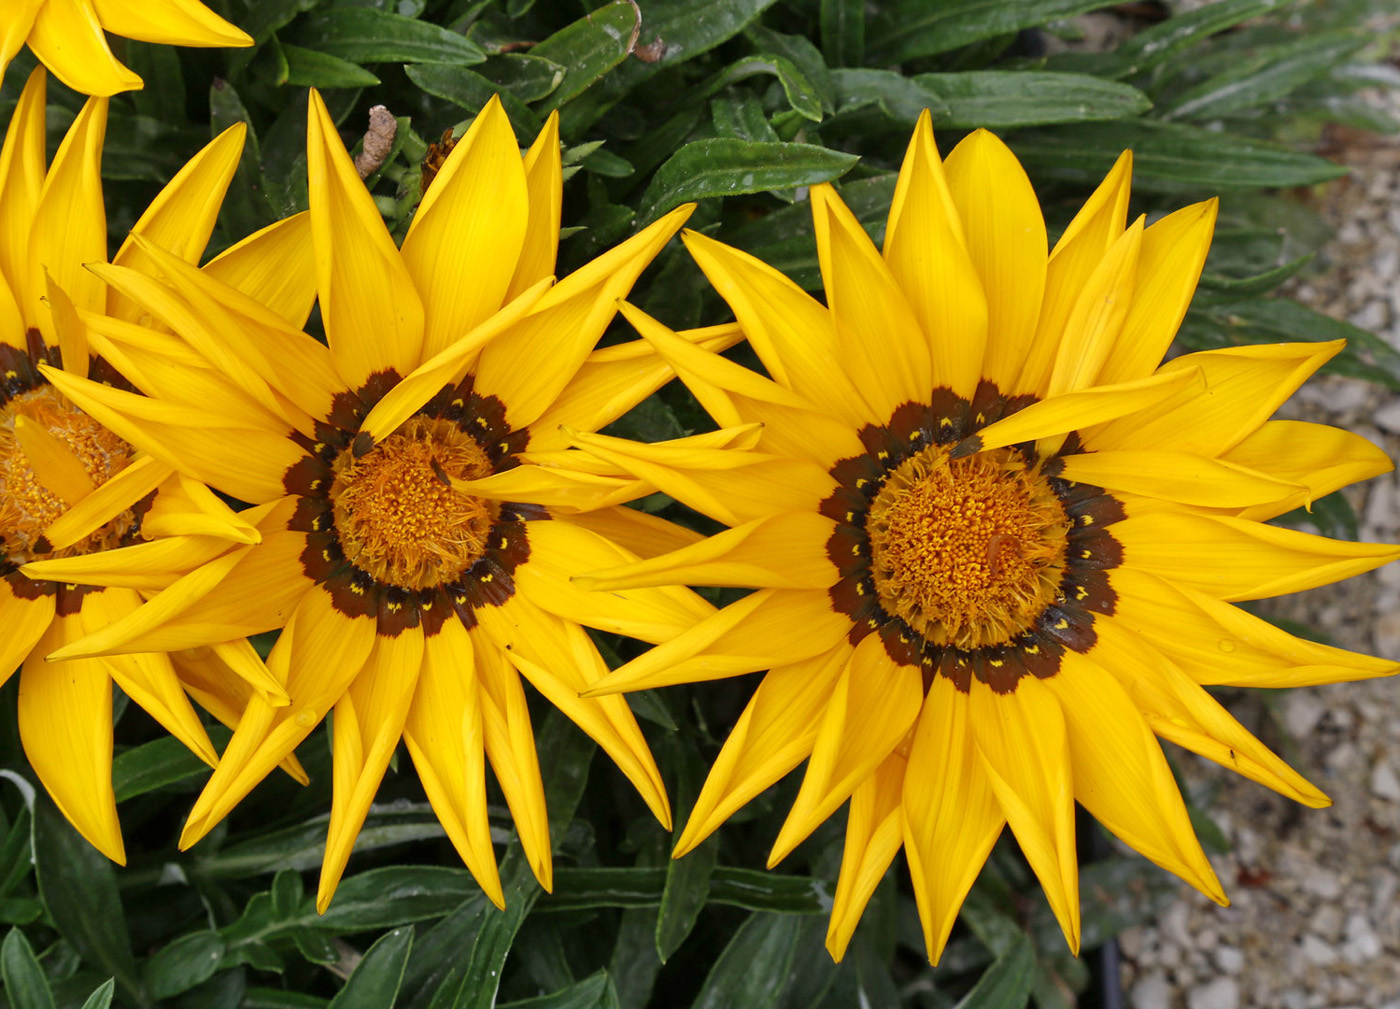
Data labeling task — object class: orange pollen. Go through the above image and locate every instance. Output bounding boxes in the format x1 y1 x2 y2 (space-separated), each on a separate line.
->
0 384 136 565
331 416 497 590
866 445 1069 650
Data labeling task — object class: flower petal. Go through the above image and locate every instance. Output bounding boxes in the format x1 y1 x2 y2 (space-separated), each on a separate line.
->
27 0 141 96
826 747 906 962
91 0 251 46
508 112 562 299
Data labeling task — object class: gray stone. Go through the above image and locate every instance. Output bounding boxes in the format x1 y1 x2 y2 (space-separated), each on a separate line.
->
1213 945 1244 974
1372 758 1400 802
1374 398 1400 434
1130 972 1172 1009
1342 912 1382 962
1186 977 1239 1009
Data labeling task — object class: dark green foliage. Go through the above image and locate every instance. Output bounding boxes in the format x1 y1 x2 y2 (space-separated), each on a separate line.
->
0 0 1393 1006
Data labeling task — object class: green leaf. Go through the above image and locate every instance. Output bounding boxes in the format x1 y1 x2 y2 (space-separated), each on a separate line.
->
32 797 142 1003
270 869 304 919
78 979 115 1009
317 867 482 932
821 0 865 66
0 898 41 925
689 914 810 1009
655 838 718 963
0 805 32 898
244 988 329 1009
867 0 1108 63
951 933 1034 1009
281 44 382 88
831 68 949 123
328 927 414 1009
528 1 639 113
475 54 566 103
497 972 612 1009
702 55 824 122
744 26 836 112
639 139 858 224
142 931 225 1000
1162 31 1368 121
916 72 1151 128
1198 254 1313 296
1009 120 1347 191
297 9 486 66
2 928 56 1009
404 64 544 134
1082 0 1291 79
113 731 227 803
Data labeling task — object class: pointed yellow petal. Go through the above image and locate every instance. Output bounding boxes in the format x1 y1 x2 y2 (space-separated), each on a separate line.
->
943 129 1046 390
13 414 94 504
307 89 425 388
109 125 245 320
450 464 648 514
1044 216 1143 399
0 67 46 339
1097 200 1218 385
180 588 375 847
883 112 986 398
1114 512 1400 601
478 598 670 829
319 624 425 911
903 674 1004 965
812 183 933 417
27 0 141 96
79 587 218 768
1017 150 1132 396
357 276 551 447
19 613 123 863
826 748 906 962
45 269 87 377
769 634 922 865
576 512 837 592
403 96 529 359
1057 449 1304 508
1110 567 1396 688
556 507 704 559
1086 341 1344 456
1047 650 1226 903
0 7 43 95
29 94 107 325
683 230 872 427
0 576 54 686
955 365 1203 457
141 471 261 543
674 645 849 856
22 533 237 592
91 0 252 47
473 204 693 429
203 212 318 329
1224 420 1393 522
970 676 1079 954
473 627 552 891
515 519 714 644
508 112 562 299
170 644 302 774
586 588 848 696
404 617 504 907
1094 616 1330 807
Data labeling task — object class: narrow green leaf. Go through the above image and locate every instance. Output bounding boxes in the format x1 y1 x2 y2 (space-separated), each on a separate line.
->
1198 254 1313 296
297 9 486 65
317 867 482 932
1103 0 1291 78
0 805 32 898
638 138 858 224
78 979 115 1009
868 0 1107 63
528 1 639 112
142 931 225 1000
821 0 865 66
1009 120 1347 191
0 898 41 925
831 68 949 123
497 972 612 1009
915 71 1150 127
244 988 329 1009
282 44 382 88
113 731 228 803
655 839 718 963
2 928 56 1009
1163 31 1367 121
270 869 304 919
328 927 414 1009
744 26 837 112
690 914 809 1009
32 798 142 1003
702 55 824 122
209 79 279 232
952 933 1035 1009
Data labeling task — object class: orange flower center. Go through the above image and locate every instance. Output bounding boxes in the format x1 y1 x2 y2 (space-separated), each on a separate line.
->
331 416 497 590
866 445 1069 650
0 384 136 564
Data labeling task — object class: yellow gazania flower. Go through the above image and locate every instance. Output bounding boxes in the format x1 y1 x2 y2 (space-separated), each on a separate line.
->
0 67 316 861
1 0 250 97
37 89 730 911
565 112 1400 964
